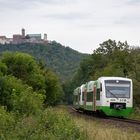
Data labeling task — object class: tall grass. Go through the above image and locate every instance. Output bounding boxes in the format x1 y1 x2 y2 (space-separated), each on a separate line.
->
74 117 140 140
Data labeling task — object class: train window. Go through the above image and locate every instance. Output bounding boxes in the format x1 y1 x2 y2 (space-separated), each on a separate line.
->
87 92 93 102
75 96 77 102
96 89 100 100
78 93 80 101
100 83 102 92
105 80 130 98
82 92 84 101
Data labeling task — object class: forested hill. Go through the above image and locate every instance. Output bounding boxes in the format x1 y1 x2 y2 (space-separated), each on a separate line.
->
0 41 88 81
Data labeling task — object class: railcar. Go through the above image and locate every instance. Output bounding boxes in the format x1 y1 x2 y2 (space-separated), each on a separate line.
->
73 84 85 110
73 77 133 117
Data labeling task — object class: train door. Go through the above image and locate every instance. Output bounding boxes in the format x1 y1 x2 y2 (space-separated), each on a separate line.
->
84 90 87 110
95 81 101 110
93 85 96 111
78 88 80 107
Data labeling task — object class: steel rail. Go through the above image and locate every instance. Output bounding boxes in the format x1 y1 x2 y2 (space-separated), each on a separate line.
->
70 106 140 125
108 117 140 125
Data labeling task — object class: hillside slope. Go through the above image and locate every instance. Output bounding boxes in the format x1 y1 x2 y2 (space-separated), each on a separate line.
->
0 41 87 81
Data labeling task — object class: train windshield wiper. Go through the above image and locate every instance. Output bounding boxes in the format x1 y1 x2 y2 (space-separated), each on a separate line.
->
105 87 118 99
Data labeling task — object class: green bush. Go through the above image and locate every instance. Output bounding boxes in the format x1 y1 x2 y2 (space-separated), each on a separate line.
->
0 75 45 115
0 61 7 76
0 108 86 140
11 87 45 116
129 108 140 121
44 70 64 106
1 52 64 106
0 106 15 139
40 108 86 140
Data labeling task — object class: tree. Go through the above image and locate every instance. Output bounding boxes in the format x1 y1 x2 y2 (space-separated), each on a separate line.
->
1 52 64 106
0 75 44 114
1 52 46 91
2 52 37 80
0 61 7 76
44 70 64 106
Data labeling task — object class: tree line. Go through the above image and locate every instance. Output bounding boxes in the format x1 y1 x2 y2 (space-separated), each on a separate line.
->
0 52 87 139
0 51 64 112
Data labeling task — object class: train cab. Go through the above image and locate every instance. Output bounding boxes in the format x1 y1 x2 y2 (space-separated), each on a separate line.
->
98 77 133 117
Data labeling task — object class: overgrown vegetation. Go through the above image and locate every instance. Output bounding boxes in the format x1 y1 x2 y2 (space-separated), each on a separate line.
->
0 52 84 139
73 115 140 140
0 52 63 107
0 107 85 140
129 105 140 120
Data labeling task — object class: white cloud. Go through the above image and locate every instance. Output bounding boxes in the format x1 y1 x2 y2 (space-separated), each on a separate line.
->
0 0 140 53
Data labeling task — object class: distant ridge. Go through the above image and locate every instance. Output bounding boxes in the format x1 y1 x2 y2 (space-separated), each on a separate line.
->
0 41 88 81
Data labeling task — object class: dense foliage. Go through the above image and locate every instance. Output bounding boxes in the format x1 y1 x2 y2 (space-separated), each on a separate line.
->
65 39 140 105
0 52 63 107
0 52 85 139
0 107 85 140
0 41 87 81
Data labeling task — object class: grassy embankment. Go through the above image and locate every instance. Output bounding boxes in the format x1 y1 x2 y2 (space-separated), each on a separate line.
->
56 106 140 140
74 117 140 140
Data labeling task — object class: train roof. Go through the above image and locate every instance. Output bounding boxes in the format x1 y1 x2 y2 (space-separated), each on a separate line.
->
98 77 132 81
78 84 85 92
80 84 85 87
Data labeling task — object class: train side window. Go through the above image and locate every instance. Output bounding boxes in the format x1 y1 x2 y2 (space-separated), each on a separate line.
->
78 93 80 101
82 92 84 101
100 83 102 92
87 92 93 102
96 89 100 100
76 95 78 102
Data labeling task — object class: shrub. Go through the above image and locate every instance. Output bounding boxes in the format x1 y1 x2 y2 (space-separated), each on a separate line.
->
0 108 85 140
40 108 86 140
0 75 45 115
0 106 15 139
11 87 45 116
44 70 64 106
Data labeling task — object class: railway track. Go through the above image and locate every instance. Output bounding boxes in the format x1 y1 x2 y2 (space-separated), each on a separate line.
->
108 117 140 125
69 106 140 127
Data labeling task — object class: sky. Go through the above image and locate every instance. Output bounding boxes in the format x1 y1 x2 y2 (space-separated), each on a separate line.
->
0 0 140 53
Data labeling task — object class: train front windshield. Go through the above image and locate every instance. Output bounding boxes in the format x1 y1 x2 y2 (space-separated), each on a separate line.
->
105 80 130 98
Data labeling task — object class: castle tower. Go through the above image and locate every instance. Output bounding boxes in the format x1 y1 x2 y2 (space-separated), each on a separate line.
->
44 33 47 41
21 28 25 38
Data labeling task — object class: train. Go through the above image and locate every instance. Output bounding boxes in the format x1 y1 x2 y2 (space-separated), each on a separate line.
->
73 77 133 117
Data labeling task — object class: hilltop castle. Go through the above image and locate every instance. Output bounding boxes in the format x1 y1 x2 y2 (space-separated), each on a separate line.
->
0 28 48 45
